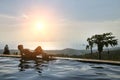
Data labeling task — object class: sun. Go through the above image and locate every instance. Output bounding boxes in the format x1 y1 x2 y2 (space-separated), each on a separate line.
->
36 22 43 30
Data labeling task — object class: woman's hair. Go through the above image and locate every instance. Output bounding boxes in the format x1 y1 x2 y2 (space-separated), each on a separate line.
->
18 45 23 51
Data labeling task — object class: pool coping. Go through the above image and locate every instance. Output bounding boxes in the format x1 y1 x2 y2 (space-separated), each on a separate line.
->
55 57 120 65
0 54 120 65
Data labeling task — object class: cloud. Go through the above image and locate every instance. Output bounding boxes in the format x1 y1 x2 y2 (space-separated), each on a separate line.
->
0 14 18 19
54 18 120 43
0 14 21 27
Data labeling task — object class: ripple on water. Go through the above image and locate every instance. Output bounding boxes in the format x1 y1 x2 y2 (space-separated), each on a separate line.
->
0 57 120 80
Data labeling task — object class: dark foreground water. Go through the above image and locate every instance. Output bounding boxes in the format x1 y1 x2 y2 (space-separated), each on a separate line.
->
0 57 120 80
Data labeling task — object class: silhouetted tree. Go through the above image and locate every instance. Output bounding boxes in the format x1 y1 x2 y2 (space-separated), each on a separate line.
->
86 37 94 54
3 44 10 54
90 32 118 59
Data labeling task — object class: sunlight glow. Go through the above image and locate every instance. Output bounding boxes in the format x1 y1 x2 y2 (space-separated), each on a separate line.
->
20 7 59 50
36 22 43 30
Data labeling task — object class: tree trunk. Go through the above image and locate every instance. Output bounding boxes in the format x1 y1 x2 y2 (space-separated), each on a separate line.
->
90 47 93 54
97 44 103 60
98 51 101 60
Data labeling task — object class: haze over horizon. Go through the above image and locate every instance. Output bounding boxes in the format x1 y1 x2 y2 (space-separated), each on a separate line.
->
0 0 120 50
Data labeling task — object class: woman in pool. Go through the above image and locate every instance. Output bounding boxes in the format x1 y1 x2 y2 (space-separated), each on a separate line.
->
18 45 49 60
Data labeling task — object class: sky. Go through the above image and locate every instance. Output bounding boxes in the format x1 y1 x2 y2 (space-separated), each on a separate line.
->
0 0 120 50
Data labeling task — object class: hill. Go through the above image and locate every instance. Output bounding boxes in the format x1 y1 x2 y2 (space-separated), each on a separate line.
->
44 48 88 55
0 48 87 55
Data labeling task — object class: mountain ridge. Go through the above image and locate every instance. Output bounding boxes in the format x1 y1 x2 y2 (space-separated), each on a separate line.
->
0 47 120 55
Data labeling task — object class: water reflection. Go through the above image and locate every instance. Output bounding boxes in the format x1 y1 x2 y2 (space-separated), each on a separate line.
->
18 59 49 73
0 57 120 80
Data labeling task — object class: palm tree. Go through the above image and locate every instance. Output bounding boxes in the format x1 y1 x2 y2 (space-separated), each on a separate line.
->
86 37 94 54
91 32 118 59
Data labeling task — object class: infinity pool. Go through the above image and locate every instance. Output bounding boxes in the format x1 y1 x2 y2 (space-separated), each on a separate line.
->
0 57 120 80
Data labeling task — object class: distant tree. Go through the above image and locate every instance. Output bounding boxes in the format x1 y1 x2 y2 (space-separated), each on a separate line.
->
90 32 118 59
86 37 94 54
3 44 10 55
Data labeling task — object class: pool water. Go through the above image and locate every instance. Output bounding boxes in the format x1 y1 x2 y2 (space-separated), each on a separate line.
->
0 57 120 80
